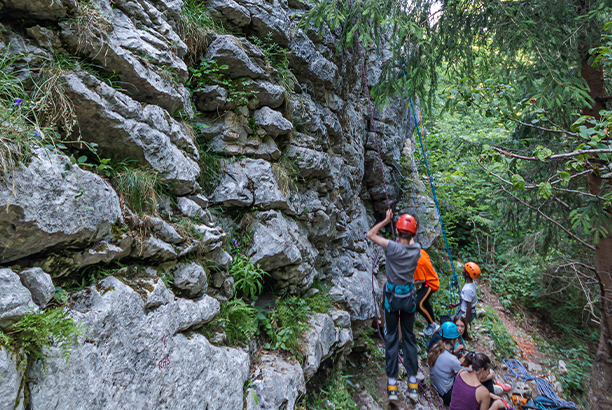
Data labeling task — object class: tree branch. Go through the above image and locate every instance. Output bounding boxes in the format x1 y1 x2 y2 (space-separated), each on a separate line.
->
491 146 612 161
510 118 577 136
498 185 596 251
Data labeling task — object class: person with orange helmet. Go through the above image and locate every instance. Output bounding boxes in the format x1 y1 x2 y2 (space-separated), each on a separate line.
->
367 209 421 403
450 261 481 324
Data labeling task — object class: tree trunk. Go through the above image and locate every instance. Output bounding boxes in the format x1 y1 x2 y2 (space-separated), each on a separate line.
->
582 58 612 410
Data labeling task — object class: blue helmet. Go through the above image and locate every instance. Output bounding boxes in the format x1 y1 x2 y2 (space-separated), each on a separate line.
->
439 322 460 340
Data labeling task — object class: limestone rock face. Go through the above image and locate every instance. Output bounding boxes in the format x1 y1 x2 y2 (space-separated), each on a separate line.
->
28 277 249 410
62 72 200 195
0 149 121 263
172 262 208 298
0 268 38 330
206 35 270 80
213 158 292 211
198 111 281 160
248 210 317 292
0 347 25 410
59 0 192 115
1 0 75 20
254 107 293 137
17 267 54 308
302 313 338 380
249 353 306 410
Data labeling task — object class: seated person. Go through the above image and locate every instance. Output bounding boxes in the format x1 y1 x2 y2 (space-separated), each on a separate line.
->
450 353 506 410
428 322 466 406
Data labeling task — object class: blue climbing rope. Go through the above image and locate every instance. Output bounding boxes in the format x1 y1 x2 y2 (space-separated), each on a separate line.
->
396 52 461 310
503 359 578 410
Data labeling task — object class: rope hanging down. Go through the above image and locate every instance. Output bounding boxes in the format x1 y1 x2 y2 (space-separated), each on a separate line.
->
396 54 461 308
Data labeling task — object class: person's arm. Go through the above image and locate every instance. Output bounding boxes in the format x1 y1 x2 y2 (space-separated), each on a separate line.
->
484 369 495 381
477 386 491 410
366 209 392 248
465 301 472 324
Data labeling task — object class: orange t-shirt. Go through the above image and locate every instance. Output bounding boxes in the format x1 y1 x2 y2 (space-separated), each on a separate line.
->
414 249 440 291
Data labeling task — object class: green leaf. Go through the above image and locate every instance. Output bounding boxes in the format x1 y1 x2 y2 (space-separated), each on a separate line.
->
511 174 525 190
558 171 571 182
77 156 88 164
538 182 552 199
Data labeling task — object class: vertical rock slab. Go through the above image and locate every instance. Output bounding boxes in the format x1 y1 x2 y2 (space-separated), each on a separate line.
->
62 72 200 195
0 148 121 263
28 277 249 410
0 347 25 410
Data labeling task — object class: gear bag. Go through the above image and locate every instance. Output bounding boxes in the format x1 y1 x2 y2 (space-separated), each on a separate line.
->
384 282 416 313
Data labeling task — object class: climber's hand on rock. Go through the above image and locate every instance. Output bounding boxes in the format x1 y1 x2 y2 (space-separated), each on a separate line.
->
383 209 393 224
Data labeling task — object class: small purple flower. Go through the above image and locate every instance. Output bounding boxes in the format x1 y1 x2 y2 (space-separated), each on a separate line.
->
33 129 40 138
233 238 238 246
13 98 22 106
228 232 232 236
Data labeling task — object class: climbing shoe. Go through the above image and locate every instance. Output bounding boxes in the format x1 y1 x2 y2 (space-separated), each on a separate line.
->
387 383 398 401
407 381 419 402
423 323 440 336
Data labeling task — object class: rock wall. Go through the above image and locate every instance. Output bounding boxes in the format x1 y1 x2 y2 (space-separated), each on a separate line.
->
0 0 438 408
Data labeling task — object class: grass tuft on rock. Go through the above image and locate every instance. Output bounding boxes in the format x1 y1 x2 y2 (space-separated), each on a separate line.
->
180 0 228 66
114 167 159 215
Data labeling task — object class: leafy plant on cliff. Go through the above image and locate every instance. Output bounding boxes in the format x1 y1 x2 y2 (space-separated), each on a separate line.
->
188 58 256 107
230 255 269 300
250 33 297 94
0 309 86 363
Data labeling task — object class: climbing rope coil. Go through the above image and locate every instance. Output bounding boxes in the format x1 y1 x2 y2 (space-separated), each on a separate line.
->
503 359 578 410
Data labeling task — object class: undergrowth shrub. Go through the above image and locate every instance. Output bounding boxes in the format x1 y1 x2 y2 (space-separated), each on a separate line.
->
70 0 112 55
298 368 357 409
0 309 85 363
271 153 300 196
196 144 222 193
230 255 269 299
204 299 257 346
258 296 310 357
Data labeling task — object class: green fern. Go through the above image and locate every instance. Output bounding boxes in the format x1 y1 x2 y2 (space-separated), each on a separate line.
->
1 309 86 364
207 299 257 346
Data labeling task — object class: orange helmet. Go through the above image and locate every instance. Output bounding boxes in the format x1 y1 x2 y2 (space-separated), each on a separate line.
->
396 214 417 234
464 262 481 279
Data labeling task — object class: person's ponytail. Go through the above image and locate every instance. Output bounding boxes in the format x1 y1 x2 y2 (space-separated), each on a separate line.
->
427 341 446 367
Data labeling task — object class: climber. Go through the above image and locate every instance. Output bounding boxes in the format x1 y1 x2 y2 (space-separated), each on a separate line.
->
449 353 506 410
414 247 440 336
449 262 481 324
366 209 420 403
428 322 466 406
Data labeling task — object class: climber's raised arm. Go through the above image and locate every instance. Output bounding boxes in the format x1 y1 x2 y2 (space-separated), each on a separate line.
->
366 209 393 248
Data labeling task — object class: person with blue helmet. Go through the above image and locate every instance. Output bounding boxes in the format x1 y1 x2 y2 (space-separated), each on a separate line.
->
427 322 467 406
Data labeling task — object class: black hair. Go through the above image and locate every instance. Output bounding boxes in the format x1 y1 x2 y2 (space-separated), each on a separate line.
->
398 231 415 241
439 315 452 325
470 353 491 371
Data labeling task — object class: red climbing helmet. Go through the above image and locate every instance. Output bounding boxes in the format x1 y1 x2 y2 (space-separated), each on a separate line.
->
464 262 481 279
396 214 417 235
